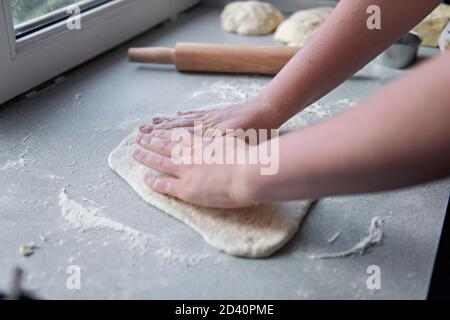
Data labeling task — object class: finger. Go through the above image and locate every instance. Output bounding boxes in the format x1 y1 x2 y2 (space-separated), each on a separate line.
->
204 127 225 138
149 129 194 147
154 118 197 130
176 110 207 116
136 133 179 157
152 116 170 125
139 124 154 134
144 174 184 198
152 111 203 125
133 149 180 177
149 129 173 140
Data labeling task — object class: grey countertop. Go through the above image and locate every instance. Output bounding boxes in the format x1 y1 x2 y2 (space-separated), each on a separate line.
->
0 5 449 299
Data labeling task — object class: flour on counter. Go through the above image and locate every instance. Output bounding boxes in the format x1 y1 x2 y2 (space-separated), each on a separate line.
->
327 231 342 244
0 157 34 172
44 174 64 181
58 189 151 253
309 217 385 259
190 80 266 104
22 133 32 143
156 247 211 266
114 115 142 130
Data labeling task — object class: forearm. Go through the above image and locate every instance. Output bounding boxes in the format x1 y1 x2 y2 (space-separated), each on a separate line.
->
258 0 441 125
248 52 450 202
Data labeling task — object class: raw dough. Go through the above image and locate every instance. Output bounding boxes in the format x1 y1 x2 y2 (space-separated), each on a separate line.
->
108 127 312 258
413 4 450 47
220 1 284 36
274 7 333 47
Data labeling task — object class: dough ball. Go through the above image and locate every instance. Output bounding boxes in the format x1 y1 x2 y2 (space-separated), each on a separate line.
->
413 4 450 47
274 7 333 47
221 1 284 35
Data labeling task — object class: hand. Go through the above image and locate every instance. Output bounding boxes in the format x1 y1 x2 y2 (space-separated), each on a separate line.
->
139 97 285 136
132 129 259 208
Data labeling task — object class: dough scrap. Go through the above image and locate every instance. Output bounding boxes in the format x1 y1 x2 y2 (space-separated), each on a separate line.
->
108 127 312 258
274 7 333 47
413 4 450 47
221 1 284 35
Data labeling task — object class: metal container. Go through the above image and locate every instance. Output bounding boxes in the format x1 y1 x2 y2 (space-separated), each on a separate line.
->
377 32 422 69
439 21 450 52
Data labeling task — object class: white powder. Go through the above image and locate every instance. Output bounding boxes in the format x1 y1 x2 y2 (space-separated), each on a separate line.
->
22 133 32 143
44 174 64 181
0 157 34 172
309 217 385 259
58 189 151 254
188 81 354 125
327 231 342 244
190 80 266 104
114 115 141 130
335 98 356 106
301 102 333 119
155 247 210 266
94 115 142 132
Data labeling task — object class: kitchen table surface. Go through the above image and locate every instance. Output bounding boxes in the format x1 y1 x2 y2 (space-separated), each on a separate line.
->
0 5 448 299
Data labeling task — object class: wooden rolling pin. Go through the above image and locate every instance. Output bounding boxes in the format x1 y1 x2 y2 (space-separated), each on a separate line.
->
128 43 299 75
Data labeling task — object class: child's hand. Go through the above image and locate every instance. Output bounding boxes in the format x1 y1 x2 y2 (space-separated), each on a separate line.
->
132 129 259 208
139 97 285 136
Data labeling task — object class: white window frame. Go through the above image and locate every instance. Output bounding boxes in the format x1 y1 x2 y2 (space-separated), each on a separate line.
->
0 0 199 104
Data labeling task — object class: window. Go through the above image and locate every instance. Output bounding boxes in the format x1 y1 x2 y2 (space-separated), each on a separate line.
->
12 0 111 38
0 0 199 104
12 0 85 26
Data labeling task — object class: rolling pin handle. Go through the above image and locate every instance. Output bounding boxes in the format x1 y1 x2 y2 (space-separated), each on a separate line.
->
128 47 176 64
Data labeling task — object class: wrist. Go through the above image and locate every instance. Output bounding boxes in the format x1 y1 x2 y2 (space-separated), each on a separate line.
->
230 161 264 206
249 93 290 129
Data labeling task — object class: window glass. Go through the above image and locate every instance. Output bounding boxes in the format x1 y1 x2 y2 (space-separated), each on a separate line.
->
11 0 82 26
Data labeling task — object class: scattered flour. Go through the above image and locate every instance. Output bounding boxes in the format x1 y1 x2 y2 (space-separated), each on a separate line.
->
327 231 342 244
0 157 34 172
44 174 64 181
58 188 152 254
22 133 32 143
188 80 355 125
155 247 211 266
67 160 77 167
114 115 142 130
190 80 266 104
301 102 333 119
94 115 142 132
309 217 385 259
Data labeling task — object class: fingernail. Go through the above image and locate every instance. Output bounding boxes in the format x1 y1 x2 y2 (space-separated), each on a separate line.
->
144 174 155 186
133 149 146 160
136 133 143 143
140 125 152 132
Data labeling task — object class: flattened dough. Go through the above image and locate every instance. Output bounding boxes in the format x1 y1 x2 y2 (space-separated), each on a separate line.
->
108 131 312 258
274 7 333 47
221 1 284 35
